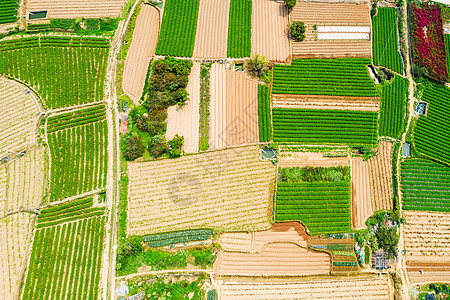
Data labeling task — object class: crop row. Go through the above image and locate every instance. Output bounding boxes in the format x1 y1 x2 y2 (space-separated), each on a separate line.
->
155 0 200 57
372 7 404 74
0 38 108 109
333 261 358 266
40 197 93 215
143 229 213 248
47 104 106 133
379 75 408 139
258 84 271 142
272 108 378 146
48 120 108 202
22 216 106 299
276 181 352 234
227 0 252 58
273 58 377 97
0 0 18 25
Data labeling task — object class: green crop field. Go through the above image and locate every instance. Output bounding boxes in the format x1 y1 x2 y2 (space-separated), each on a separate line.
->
413 84 450 165
0 35 108 109
143 229 213 248
47 105 108 202
258 84 271 142
372 7 403 74
155 0 200 57
273 108 378 146
379 75 408 139
276 181 352 234
0 0 18 24
227 0 252 58
401 159 450 212
272 58 377 97
22 198 106 300
446 34 450 77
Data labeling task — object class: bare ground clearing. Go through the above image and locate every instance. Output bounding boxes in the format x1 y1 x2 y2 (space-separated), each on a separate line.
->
122 4 160 103
27 0 125 18
166 62 200 153
192 0 230 59
351 157 373 229
251 0 290 62
368 141 393 211
278 151 350 168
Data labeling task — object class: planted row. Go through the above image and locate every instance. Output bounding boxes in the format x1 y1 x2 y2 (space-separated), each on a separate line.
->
258 84 271 142
47 104 106 133
379 75 408 139
227 0 252 58
0 0 18 25
143 229 213 248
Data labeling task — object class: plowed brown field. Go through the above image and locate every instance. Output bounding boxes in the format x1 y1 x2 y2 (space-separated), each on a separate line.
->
368 141 393 211
192 0 229 59
278 151 350 168
218 275 390 299
127 146 275 236
273 94 379 112
351 157 373 229
291 2 371 58
251 0 290 62
0 78 40 159
166 62 200 153
0 213 35 300
210 65 259 150
27 0 124 18
122 4 160 103
404 211 450 284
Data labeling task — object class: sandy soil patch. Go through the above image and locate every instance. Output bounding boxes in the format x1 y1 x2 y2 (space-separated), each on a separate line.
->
0 77 40 159
166 62 200 153
0 213 35 300
273 94 379 112
251 0 290 62
218 275 390 299
214 242 330 276
291 2 371 58
368 141 393 211
210 65 259 150
27 0 124 18
351 157 373 229
122 4 160 103
192 0 229 59
127 146 275 236
278 151 350 168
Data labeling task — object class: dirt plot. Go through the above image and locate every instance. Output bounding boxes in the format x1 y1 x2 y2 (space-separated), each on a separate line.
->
122 5 160 103
273 94 379 112
166 62 200 153
0 167 6 215
368 141 393 211
127 146 275 236
291 2 371 58
0 213 35 300
0 77 41 159
278 151 350 168
27 0 124 18
214 243 330 276
351 157 373 229
218 275 390 299
251 0 290 62
210 65 259 150
192 0 229 59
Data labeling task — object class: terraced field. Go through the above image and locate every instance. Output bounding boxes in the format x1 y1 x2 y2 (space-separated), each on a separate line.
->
27 0 124 18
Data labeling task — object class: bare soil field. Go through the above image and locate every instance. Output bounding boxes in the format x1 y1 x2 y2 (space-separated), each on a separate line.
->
351 157 373 229
27 0 124 18
122 4 160 103
404 211 450 284
368 141 393 211
214 242 330 276
251 0 290 62
210 65 259 150
127 146 275 236
0 77 40 159
220 222 310 253
5 148 46 212
192 0 229 59
166 62 200 153
278 151 350 168
0 167 6 215
273 94 379 112
218 275 390 299
291 2 371 58
0 213 35 300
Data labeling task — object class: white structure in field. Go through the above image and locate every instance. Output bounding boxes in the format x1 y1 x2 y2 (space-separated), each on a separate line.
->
317 26 371 40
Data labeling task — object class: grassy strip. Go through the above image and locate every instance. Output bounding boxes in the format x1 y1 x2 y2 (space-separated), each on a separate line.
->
227 0 252 58
118 162 129 240
199 63 212 151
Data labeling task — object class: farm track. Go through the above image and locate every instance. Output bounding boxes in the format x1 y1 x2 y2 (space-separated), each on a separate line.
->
367 141 393 211
27 0 124 18
278 151 350 168
122 4 160 104
251 0 289 62
166 62 201 153
351 157 372 229
192 0 229 59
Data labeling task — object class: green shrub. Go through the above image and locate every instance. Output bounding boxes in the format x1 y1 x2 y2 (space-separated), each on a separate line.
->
284 0 296 9
122 135 145 161
245 55 272 78
289 21 306 41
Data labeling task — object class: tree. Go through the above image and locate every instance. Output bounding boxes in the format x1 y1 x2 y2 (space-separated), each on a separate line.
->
284 0 296 10
245 55 272 78
148 135 168 158
169 134 184 150
121 135 145 161
289 21 306 41
375 226 399 257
